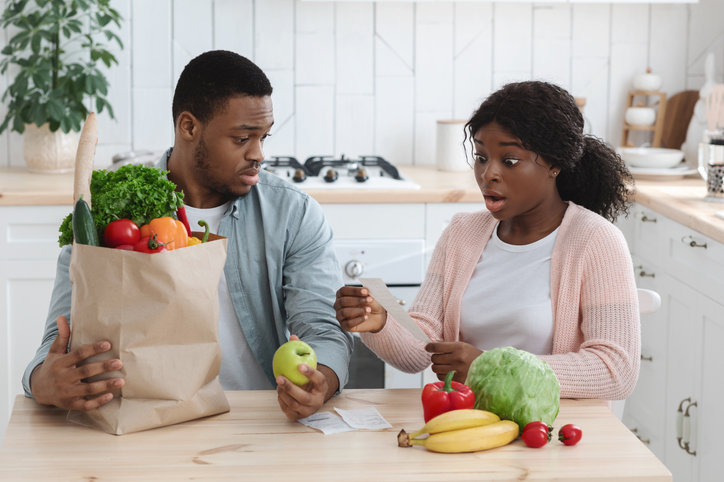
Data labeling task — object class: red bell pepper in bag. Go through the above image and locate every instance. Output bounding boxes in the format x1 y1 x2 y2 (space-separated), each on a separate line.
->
421 371 475 422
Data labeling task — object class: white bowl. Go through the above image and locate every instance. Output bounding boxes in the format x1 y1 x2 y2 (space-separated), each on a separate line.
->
633 71 663 91
618 147 684 169
624 107 656 126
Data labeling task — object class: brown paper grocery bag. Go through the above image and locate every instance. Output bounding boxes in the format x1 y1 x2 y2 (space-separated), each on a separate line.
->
67 236 230 435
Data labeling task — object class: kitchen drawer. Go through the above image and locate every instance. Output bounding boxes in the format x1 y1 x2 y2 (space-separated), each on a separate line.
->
622 412 665 462
632 204 670 266
666 223 724 302
322 203 425 239
0 205 69 261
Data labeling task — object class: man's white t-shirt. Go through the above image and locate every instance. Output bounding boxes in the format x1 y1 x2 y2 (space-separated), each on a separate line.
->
459 224 558 355
184 203 273 389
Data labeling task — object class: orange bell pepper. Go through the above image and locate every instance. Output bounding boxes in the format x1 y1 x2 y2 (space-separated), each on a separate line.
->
174 220 188 249
140 217 180 250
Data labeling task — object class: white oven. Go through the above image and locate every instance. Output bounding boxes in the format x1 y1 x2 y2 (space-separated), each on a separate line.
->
334 239 429 389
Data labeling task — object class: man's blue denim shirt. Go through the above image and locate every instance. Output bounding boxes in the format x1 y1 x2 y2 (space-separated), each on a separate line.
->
23 151 353 396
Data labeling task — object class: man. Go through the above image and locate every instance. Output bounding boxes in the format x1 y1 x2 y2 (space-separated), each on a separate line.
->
23 50 353 420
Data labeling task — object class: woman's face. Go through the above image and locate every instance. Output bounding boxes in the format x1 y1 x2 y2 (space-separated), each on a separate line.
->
472 121 559 222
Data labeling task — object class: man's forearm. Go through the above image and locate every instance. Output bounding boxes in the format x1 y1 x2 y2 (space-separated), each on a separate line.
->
318 364 339 401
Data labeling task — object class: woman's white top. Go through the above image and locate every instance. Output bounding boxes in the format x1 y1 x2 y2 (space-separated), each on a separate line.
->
459 224 559 355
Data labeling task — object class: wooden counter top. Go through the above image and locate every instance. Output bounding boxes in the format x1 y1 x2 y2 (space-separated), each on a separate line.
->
632 177 724 244
0 165 483 206
3 165 723 243
0 389 670 481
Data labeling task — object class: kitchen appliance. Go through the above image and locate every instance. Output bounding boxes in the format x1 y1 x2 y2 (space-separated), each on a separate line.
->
698 136 724 201
261 155 420 190
336 238 427 389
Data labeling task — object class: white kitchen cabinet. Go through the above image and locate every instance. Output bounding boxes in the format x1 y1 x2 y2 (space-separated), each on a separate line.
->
619 203 724 482
0 205 70 444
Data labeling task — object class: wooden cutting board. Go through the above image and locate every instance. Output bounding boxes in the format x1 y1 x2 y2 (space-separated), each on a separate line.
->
660 90 699 149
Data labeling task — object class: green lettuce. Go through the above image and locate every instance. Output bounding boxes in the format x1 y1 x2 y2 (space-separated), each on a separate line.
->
465 346 560 430
58 164 184 246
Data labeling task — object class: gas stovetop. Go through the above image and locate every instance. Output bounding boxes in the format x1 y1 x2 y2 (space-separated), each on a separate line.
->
261 155 420 190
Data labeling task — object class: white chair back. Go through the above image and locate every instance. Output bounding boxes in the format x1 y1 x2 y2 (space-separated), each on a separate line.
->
611 288 662 420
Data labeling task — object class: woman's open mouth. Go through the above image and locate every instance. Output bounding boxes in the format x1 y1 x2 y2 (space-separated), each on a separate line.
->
484 194 506 213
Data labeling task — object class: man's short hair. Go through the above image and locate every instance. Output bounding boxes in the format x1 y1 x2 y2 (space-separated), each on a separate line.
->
172 50 273 124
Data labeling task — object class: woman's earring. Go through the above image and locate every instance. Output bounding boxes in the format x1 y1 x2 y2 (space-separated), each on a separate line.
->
552 170 559 177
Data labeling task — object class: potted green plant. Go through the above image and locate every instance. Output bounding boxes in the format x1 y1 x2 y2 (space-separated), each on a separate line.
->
0 0 123 173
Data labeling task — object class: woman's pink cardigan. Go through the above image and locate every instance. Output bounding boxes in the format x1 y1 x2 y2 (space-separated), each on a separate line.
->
361 202 641 400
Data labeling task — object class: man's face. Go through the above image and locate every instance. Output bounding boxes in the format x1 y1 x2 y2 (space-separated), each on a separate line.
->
192 95 274 200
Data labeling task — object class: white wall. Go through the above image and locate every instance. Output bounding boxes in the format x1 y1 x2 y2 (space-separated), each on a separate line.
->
1 0 723 168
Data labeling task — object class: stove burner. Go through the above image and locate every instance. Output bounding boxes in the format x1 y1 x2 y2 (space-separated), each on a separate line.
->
303 154 402 180
262 156 309 176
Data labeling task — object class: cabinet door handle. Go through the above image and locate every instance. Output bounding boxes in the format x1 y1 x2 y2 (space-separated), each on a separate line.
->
630 428 650 445
682 235 707 249
640 354 653 362
641 214 657 223
676 397 698 456
684 401 698 456
638 270 655 278
676 397 690 449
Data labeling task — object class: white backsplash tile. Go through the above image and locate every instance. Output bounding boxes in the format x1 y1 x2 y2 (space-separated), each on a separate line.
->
132 87 173 152
533 4 571 90
336 4 374 95
255 0 294 71
132 0 172 88
96 0 131 147
375 3 414 77
2 0 723 168
453 2 491 120
571 4 610 59
416 4 454 115
213 0 254 58
296 85 334 161
375 76 414 166
335 94 375 158
493 3 532 75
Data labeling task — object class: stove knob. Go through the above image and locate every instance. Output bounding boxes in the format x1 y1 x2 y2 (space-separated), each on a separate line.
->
354 168 369 183
292 168 307 183
344 260 364 278
324 168 338 183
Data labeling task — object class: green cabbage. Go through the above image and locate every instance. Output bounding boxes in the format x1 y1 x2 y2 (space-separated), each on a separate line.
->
464 346 560 430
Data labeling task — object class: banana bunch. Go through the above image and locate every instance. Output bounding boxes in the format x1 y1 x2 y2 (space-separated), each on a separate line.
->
397 409 519 453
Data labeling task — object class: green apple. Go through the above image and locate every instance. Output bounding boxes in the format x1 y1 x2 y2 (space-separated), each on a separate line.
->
272 340 318 386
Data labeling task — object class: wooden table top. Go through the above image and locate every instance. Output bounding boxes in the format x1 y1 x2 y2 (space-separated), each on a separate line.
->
0 389 671 481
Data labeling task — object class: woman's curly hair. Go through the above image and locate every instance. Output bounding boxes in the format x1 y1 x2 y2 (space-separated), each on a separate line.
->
464 81 632 222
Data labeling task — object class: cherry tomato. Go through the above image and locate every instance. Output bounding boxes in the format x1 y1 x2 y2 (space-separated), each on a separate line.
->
521 427 550 448
104 219 141 248
558 424 583 446
524 421 552 434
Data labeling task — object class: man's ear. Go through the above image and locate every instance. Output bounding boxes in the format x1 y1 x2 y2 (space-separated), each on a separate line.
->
176 112 200 141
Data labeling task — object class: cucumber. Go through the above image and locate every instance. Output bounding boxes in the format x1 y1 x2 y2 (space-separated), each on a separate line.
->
72 195 99 246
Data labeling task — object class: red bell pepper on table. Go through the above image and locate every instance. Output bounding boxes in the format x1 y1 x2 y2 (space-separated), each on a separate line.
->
421 371 475 422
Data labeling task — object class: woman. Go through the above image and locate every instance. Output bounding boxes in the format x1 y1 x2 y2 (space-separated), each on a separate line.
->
335 81 640 400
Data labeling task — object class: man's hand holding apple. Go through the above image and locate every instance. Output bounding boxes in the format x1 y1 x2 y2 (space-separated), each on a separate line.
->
274 336 339 420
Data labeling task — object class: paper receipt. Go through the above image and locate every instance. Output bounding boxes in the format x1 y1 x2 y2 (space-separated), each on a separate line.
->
358 277 431 342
